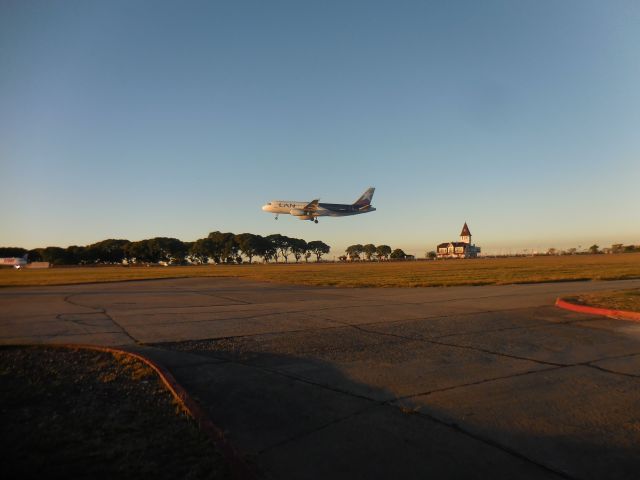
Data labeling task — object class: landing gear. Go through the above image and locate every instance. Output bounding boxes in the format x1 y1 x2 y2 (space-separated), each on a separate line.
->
314 219 319 224
275 214 279 220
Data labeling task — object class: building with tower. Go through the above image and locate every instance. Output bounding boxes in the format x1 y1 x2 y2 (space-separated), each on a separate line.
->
436 222 481 259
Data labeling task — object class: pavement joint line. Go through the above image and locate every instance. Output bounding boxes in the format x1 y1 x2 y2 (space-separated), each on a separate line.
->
408 407 576 480
329 320 566 368
63 294 138 344
137 304 533 334
584 350 640 362
191 353 386 404
145 305 605 357
255 404 379 455
152 312 640 375
393 365 566 402
194 292 253 305
304 304 570 333
582 363 640 379
122 302 399 319
429 315 613 341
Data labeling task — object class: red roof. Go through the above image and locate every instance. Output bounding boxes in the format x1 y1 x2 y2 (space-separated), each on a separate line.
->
460 222 471 237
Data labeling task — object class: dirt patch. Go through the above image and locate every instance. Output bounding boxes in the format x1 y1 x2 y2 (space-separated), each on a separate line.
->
0 346 230 479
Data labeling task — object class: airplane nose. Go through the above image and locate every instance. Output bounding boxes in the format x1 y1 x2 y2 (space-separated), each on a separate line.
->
261 204 269 211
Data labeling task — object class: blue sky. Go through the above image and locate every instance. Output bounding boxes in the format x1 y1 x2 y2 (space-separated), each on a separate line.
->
1 0 638 256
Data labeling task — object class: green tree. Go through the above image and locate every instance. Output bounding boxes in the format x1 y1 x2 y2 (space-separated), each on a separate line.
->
611 244 624 254
85 239 131 264
346 244 363 261
289 238 308 263
426 250 437 260
376 245 392 261
235 233 263 264
66 245 87 264
307 240 330 262
189 237 215 264
267 234 292 263
28 248 45 262
257 236 277 263
0 247 28 257
390 248 406 260
41 247 72 265
207 231 238 263
126 240 153 263
363 244 377 261
588 244 600 254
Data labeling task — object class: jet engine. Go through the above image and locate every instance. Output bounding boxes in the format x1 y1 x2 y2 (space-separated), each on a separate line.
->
290 209 314 221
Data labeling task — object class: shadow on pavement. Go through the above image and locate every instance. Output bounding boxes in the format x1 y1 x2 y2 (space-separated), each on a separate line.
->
147 340 640 480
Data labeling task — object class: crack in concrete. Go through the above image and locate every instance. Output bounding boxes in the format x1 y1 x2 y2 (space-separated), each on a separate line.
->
63 295 138 343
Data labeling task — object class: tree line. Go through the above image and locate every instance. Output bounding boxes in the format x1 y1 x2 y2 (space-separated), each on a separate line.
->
0 233 331 266
339 244 409 261
546 244 640 255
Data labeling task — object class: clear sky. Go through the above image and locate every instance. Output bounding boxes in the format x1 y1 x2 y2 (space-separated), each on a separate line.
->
1 0 639 256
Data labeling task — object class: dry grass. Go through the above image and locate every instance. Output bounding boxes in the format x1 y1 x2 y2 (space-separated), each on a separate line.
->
0 346 229 479
564 288 640 313
1 253 640 288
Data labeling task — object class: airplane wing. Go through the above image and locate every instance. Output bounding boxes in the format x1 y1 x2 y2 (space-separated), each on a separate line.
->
304 199 319 211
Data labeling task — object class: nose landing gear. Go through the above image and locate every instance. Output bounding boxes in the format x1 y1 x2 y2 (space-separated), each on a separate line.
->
314 219 319 224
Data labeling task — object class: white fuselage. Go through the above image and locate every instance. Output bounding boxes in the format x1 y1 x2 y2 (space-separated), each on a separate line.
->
1 257 27 269
262 200 375 219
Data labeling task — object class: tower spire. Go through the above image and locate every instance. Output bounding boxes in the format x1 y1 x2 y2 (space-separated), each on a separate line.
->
460 222 471 244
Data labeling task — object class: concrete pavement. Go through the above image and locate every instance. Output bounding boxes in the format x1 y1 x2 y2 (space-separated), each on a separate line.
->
2 277 640 479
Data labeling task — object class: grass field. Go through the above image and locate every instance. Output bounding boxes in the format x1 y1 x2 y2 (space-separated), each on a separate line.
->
564 288 640 313
0 346 228 479
1 253 640 288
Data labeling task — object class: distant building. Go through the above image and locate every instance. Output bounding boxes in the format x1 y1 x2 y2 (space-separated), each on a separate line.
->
437 222 481 259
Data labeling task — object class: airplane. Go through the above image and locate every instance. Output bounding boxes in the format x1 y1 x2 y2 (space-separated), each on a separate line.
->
1 254 28 269
262 187 376 223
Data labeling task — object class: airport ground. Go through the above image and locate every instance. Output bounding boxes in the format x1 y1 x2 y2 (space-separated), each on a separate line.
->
2 276 640 479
